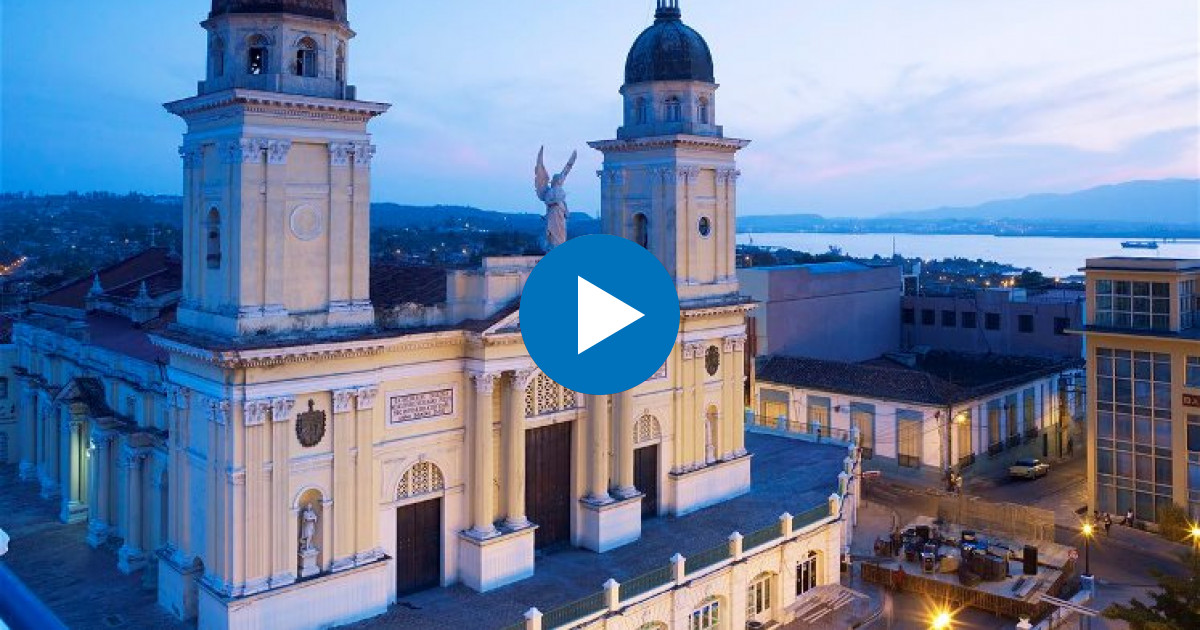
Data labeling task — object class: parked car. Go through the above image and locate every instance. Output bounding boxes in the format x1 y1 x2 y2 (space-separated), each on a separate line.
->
1008 458 1050 479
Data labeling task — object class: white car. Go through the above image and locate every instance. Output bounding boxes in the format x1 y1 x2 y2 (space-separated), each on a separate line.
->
1009 458 1050 479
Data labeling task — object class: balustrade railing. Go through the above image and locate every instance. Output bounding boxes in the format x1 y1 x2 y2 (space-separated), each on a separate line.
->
620 565 673 601
540 590 607 629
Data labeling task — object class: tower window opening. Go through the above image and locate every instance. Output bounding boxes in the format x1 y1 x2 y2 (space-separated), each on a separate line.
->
665 96 682 123
206 208 222 269
633 213 649 248
635 97 648 125
698 97 709 124
247 35 268 75
295 38 318 77
211 37 226 77
698 216 712 238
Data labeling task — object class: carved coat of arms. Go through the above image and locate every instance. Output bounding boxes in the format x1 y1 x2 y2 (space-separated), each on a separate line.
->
296 400 327 448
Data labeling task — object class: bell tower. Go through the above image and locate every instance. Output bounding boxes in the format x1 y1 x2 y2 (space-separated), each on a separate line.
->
166 0 389 337
590 0 749 305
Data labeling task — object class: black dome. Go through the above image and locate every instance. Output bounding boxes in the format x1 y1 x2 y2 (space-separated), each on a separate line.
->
210 0 347 22
624 1 714 85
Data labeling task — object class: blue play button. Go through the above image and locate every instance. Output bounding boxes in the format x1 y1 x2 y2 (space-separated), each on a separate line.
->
520 234 681 395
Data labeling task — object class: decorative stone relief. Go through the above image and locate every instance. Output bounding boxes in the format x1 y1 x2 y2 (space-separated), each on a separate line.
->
634 414 662 445
352 142 376 166
395 461 445 500
295 400 326 447
271 397 295 422
388 389 453 424
705 345 721 376
723 334 747 353
265 139 292 165
244 400 271 427
332 390 356 414
178 145 202 168
328 142 354 167
288 205 324 241
209 400 231 425
356 386 379 411
471 371 500 395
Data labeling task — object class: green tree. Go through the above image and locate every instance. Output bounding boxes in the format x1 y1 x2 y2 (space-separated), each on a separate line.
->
1103 553 1200 630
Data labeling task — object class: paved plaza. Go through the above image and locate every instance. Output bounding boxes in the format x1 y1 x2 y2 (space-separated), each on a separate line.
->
0 465 187 630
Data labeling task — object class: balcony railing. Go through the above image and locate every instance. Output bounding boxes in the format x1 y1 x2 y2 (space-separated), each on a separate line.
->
746 414 853 445
620 565 673 601
540 591 607 629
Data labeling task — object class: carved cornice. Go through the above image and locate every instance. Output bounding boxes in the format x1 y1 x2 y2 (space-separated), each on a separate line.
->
221 138 291 165
588 136 750 154
164 88 390 124
148 330 467 369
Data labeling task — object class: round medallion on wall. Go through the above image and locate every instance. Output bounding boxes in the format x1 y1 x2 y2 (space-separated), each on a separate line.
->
705 345 720 375
698 216 712 238
289 205 323 241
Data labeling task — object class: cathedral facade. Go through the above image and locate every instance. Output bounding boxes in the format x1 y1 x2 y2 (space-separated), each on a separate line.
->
9 1 759 629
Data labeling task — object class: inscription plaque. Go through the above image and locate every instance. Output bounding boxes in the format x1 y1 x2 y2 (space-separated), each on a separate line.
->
389 389 454 424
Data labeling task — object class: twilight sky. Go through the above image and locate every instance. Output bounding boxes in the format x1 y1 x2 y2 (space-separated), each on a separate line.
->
1 0 1197 217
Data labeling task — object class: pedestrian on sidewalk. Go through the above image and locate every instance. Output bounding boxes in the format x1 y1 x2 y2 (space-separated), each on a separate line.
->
1102 512 1112 535
1125 509 1135 529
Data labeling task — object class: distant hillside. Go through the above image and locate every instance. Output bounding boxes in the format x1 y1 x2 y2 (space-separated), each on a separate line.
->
885 179 1199 224
371 203 600 234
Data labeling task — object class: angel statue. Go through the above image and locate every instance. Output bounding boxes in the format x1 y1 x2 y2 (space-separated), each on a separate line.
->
534 146 577 251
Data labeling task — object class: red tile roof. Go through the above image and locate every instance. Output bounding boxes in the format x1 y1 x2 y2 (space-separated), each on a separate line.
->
37 248 179 309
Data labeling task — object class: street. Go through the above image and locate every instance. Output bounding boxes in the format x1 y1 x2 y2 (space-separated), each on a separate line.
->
855 455 1191 630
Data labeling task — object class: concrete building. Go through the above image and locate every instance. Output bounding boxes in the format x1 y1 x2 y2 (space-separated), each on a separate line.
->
739 262 902 362
902 287 1085 359
1079 257 1200 523
1 2 860 629
753 350 1083 479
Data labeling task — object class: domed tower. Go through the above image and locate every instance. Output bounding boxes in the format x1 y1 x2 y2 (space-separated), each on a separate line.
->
591 1 753 519
165 0 389 337
590 0 749 304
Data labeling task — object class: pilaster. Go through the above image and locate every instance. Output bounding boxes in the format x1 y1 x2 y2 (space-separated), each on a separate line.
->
331 388 357 571
467 372 500 538
503 370 535 529
353 386 382 564
118 447 147 573
269 396 297 588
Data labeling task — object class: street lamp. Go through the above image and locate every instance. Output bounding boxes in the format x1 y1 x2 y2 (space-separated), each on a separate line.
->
930 609 953 630
1187 523 1200 560
1080 522 1094 577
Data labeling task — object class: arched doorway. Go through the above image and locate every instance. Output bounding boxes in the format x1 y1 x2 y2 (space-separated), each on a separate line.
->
394 461 445 596
633 413 662 519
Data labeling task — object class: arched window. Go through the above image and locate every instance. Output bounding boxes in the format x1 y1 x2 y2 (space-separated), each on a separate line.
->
747 572 775 620
211 37 226 77
698 97 710 124
247 34 269 75
632 213 649 248
797 551 819 595
634 97 648 124
206 208 221 269
665 96 682 123
295 37 318 77
689 597 721 630
335 42 346 83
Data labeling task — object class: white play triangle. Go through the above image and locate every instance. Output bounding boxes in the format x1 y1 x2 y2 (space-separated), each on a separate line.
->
577 276 644 354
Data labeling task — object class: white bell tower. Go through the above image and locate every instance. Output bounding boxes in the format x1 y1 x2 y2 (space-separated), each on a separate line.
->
166 0 389 337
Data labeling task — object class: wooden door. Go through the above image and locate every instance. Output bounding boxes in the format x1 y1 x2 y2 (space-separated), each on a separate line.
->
395 497 441 597
526 422 573 549
634 444 659 519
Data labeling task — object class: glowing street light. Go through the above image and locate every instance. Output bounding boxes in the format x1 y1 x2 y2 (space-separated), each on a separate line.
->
1188 523 1200 558
1080 522 1094 577
930 609 953 630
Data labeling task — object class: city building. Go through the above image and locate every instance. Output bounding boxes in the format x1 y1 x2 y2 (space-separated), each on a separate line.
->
752 350 1083 478
739 262 902 362
1079 257 1200 523
2 2 861 629
902 287 1085 359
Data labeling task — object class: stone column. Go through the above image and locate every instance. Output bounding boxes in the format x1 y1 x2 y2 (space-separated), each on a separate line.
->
118 448 145 573
504 370 534 528
732 335 747 456
87 429 112 547
469 372 499 537
613 389 636 497
586 394 612 503
269 397 296 588
17 383 36 480
690 343 708 466
678 344 696 472
40 404 61 499
353 387 380 564
242 400 271 594
331 389 357 571
60 417 87 523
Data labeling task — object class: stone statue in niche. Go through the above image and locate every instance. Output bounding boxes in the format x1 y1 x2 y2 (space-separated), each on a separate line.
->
534 146 577 251
298 502 320 578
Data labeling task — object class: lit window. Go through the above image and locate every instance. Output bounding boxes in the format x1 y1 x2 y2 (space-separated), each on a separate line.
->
247 35 269 75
